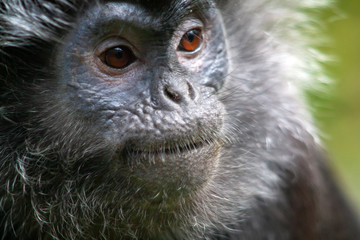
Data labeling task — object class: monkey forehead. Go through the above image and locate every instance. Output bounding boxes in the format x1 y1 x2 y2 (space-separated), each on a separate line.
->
81 0 215 32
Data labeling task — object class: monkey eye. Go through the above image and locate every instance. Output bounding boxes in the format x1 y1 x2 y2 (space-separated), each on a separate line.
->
100 46 136 69
178 28 203 52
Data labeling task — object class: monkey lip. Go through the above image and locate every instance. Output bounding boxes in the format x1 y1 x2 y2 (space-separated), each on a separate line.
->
124 139 207 155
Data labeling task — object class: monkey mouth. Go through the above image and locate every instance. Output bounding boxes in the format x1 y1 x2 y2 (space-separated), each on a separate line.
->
124 138 208 155
119 136 221 190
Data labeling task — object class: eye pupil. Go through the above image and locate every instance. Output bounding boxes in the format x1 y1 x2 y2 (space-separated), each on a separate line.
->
179 28 202 52
186 31 196 42
112 48 124 59
101 46 135 69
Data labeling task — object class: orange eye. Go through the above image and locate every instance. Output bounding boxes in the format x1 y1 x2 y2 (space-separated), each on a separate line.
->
100 46 135 69
179 28 203 52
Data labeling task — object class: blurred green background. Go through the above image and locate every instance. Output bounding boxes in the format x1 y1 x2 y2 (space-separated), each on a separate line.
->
312 1 360 210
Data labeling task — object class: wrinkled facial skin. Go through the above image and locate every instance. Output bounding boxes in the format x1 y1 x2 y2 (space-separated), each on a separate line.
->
54 1 228 191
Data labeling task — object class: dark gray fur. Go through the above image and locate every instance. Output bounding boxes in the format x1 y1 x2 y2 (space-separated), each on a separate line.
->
0 0 359 240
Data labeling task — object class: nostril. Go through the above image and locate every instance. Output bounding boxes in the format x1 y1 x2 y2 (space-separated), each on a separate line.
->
187 81 195 100
164 86 181 103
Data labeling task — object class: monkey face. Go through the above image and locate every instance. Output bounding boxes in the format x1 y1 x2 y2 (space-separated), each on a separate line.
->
39 1 230 196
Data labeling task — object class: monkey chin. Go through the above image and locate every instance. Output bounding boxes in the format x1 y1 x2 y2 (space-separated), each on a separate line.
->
118 138 222 201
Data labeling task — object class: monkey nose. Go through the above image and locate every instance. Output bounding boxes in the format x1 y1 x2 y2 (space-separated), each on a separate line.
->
162 81 196 105
164 86 182 103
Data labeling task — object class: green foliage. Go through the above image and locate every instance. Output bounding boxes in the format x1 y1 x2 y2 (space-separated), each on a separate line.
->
313 0 360 210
